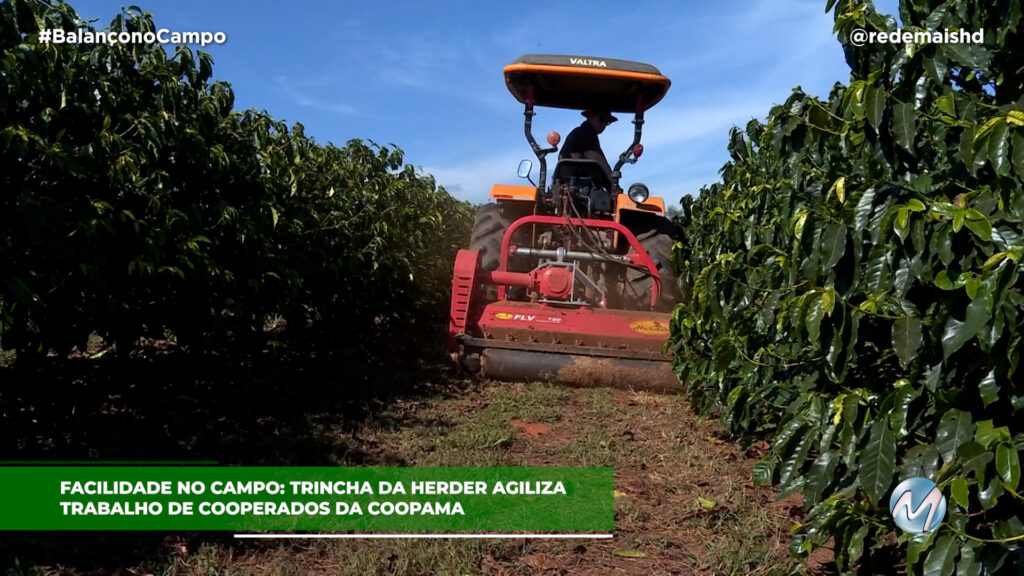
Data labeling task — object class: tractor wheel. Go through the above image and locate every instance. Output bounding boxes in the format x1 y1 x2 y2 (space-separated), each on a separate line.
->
625 217 681 312
468 202 532 302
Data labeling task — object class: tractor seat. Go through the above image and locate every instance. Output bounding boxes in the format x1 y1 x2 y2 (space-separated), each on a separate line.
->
552 158 612 191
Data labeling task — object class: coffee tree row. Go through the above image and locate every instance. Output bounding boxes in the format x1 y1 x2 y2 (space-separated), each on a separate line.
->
671 0 1022 573
0 0 474 358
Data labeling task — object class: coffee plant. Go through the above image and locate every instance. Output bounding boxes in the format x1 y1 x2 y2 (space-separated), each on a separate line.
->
671 0 1023 573
0 0 474 358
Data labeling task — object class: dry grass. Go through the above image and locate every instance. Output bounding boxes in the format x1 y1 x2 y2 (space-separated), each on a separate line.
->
2 365 807 575
33 380 801 576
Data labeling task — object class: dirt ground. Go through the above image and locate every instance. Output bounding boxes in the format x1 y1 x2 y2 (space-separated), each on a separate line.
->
161 381 810 575
1 350 830 575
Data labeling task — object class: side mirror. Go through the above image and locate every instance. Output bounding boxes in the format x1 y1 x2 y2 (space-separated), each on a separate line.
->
517 159 533 179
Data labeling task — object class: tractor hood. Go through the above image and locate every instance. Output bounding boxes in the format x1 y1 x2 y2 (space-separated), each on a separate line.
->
504 54 671 113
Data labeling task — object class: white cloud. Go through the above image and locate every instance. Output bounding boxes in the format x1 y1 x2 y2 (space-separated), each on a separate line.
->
421 151 534 205
641 101 768 148
275 76 357 116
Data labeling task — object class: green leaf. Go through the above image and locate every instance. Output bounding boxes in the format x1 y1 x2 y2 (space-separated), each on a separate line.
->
792 211 808 236
961 125 978 167
935 94 956 118
822 288 835 316
1007 110 1024 126
860 420 896 504
925 364 942 393
774 411 806 451
922 534 956 576
892 316 922 368
987 119 1010 176
903 444 941 480
853 187 877 231
890 384 921 438
925 56 949 85
833 176 846 203
992 517 1024 540
846 523 868 564
779 427 813 487
804 450 838 505
950 477 969 508
934 270 956 290
978 474 1003 509
940 43 990 71
1012 130 1024 178
952 211 965 233
907 532 937 567
935 409 973 463
806 293 824 342
726 385 744 409
752 458 774 485
978 370 999 407
697 497 717 509
964 215 992 241
924 4 950 29
996 442 1020 490
957 441 994 477
1012 395 1024 413
975 420 1010 448
864 250 891 292
866 86 885 131
843 393 860 427
895 207 910 241
941 287 992 358
982 252 1009 270
975 118 1002 144
956 544 982 576
822 224 847 269
933 225 955 265
842 80 867 114
964 276 981 299
893 102 916 153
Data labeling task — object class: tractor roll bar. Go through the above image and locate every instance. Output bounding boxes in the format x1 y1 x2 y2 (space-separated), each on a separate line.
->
523 85 558 195
613 93 645 173
522 87 646 191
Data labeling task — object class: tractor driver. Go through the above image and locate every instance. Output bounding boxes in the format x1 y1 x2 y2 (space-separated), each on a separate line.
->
559 109 618 189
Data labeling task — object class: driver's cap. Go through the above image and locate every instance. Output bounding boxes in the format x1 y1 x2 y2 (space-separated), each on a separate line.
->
582 109 618 124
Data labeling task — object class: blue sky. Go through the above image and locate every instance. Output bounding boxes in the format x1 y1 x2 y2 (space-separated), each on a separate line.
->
68 0 900 206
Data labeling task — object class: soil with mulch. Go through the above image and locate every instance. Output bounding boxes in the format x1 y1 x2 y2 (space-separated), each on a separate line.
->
193 381 822 575
1 350 833 575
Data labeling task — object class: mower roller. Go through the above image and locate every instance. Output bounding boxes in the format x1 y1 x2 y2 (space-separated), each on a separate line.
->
448 55 681 391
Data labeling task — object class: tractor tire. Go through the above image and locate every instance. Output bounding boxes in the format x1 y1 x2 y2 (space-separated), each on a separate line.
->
468 202 532 302
626 217 682 312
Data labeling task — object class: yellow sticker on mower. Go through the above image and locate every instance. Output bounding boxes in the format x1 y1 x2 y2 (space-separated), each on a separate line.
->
629 320 670 335
494 312 563 324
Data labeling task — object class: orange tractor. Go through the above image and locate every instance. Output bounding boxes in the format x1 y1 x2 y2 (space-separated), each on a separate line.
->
448 55 681 390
